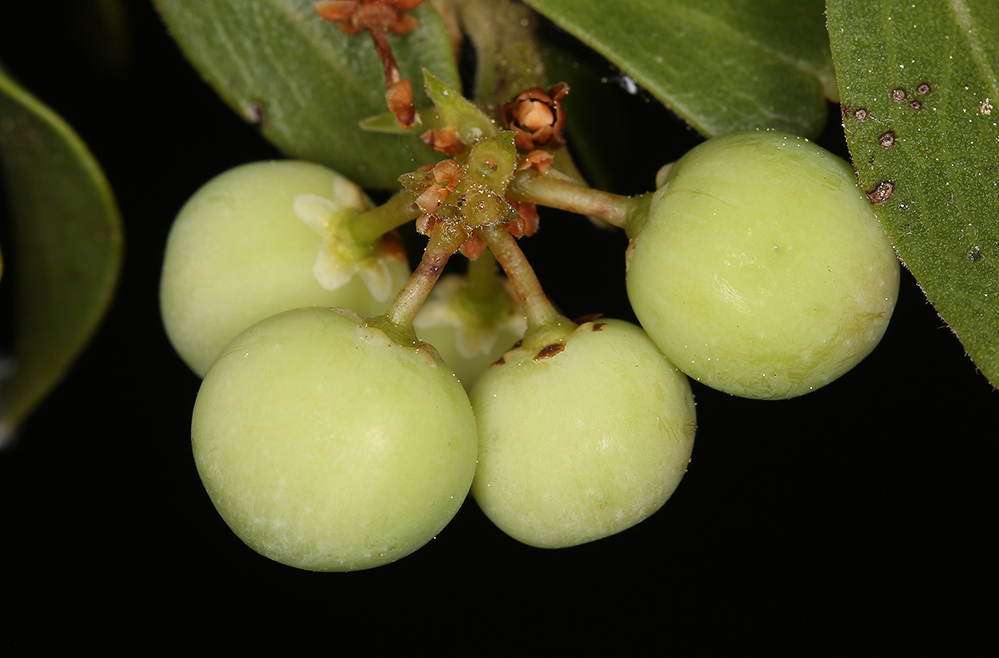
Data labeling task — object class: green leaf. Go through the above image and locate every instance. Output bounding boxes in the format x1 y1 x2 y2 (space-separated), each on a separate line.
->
827 0 999 388
0 65 123 442
153 0 460 189
523 0 835 138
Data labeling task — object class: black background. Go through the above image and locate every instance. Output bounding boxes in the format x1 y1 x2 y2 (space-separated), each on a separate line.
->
1 2 994 649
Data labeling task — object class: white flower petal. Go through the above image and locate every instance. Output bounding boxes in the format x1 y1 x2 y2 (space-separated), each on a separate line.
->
357 258 395 303
294 194 339 236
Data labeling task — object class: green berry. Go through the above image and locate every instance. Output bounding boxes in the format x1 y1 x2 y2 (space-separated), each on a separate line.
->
160 160 409 377
626 131 900 399
192 307 478 571
469 319 696 549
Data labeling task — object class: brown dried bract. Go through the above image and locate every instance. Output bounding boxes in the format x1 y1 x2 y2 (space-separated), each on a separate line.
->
501 83 569 151
413 159 461 231
421 125 466 155
415 212 439 236
505 200 539 238
314 0 427 128
458 232 488 260
517 150 554 174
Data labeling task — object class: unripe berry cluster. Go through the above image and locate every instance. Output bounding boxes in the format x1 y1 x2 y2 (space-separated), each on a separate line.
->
161 76 898 570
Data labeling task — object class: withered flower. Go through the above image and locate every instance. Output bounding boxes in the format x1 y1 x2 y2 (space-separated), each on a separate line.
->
314 0 428 128
421 126 467 155
501 83 569 151
517 149 554 174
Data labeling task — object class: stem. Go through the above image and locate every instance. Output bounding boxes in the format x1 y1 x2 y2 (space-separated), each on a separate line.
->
477 224 562 331
347 190 421 245
463 249 501 300
507 170 651 234
383 222 468 328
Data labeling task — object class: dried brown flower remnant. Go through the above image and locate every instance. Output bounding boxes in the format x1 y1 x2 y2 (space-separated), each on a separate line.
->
413 159 461 235
518 150 554 174
314 0 428 128
386 79 417 128
501 83 569 151
421 126 467 155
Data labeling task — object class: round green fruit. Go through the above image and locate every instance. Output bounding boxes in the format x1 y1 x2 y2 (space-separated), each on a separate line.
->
160 160 409 377
192 307 478 571
469 319 696 549
626 131 900 399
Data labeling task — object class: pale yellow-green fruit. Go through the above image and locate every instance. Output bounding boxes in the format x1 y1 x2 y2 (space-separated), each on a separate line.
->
626 131 900 399
469 319 696 549
160 160 409 377
192 307 478 571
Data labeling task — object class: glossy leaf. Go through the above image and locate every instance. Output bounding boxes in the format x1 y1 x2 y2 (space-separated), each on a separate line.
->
0 66 123 443
827 0 999 388
153 0 460 189
523 0 836 139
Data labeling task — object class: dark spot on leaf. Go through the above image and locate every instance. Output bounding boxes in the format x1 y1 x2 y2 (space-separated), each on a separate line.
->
867 181 894 204
892 88 907 102
855 108 869 122
967 246 984 262
879 131 896 148
917 83 931 95
534 343 565 360
909 100 922 111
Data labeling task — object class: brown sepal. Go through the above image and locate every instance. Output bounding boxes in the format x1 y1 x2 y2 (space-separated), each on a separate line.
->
518 150 554 174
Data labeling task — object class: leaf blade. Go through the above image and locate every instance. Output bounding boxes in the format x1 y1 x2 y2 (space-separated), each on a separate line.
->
827 0 999 387
523 0 835 138
0 65 124 442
